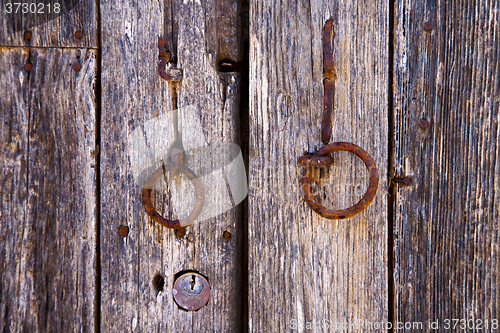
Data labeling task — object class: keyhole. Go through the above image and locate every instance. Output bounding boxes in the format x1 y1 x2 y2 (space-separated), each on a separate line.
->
190 275 196 290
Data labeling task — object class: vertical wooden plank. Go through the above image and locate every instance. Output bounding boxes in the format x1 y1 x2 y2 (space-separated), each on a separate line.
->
249 0 388 331
0 48 97 332
393 0 500 329
100 0 244 331
0 0 98 48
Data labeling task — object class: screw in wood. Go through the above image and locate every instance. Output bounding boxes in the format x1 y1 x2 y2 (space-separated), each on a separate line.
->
423 22 433 32
23 63 32 72
72 61 81 71
419 118 429 128
118 225 129 237
24 31 32 41
222 230 231 239
75 30 83 40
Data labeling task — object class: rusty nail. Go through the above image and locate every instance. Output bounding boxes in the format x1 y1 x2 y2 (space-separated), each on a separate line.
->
23 63 32 72
393 177 412 186
322 18 335 145
175 227 186 238
24 31 32 41
423 22 433 32
72 61 81 71
419 118 429 128
222 230 231 239
75 30 83 40
118 225 129 237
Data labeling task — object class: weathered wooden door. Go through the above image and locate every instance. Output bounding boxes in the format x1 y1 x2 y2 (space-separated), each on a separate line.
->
1 0 499 332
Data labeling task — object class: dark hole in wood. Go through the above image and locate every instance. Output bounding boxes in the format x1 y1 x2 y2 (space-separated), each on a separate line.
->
152 274 165 293
218 59 235 72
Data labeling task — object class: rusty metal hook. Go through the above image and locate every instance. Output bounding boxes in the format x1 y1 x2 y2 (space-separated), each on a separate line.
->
142 149 205 230
298 18 379 219
158 37 182 81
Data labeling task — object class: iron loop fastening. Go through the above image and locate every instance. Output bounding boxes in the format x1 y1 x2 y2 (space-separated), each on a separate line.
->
298 18 379 219
142 150 205 228
299 142 379 219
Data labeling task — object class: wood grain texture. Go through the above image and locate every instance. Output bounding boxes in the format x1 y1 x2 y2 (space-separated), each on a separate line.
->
100 0 244 331
393 0 500 330
0 47 97 332
0 0 98 48
249 1 388 331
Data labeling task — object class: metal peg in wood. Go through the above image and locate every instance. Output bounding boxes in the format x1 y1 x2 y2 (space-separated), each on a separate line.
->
173 272 210 311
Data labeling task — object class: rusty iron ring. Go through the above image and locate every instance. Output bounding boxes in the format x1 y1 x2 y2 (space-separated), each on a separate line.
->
142 164 205 228
300 142 379 219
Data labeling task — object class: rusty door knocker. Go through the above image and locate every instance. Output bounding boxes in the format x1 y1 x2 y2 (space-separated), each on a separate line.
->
142 148 205 229
298 18 379 219
141 38 205 236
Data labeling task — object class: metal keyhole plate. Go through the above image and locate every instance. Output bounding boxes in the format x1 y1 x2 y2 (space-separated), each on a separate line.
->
173 272 210 311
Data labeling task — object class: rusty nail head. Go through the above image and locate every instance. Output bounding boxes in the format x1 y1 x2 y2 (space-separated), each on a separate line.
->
393 177 412 186
23 63 32 72
24 31 32 41
424 22 433 32
75 30 83 39
420 118 429 128
118 225 129 237
222 230 231 239
175 227 186 238
173 272 210 311
401 177 412 186
72 61 81 71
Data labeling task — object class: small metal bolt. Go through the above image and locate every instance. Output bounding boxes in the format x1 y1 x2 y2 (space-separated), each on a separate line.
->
23 63 32 72
419 118 429 128
423 22 433 32
24 31 32 41
75 30 83 40
222 230 231 239
72 61 81 71
118 225 129 237
173 272 210 311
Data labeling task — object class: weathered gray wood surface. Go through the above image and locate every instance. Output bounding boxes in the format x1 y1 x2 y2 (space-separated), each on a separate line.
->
0 48 97 332
100 0 244 331
0 0 98 48
248 1 389 331
393 0 500 330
